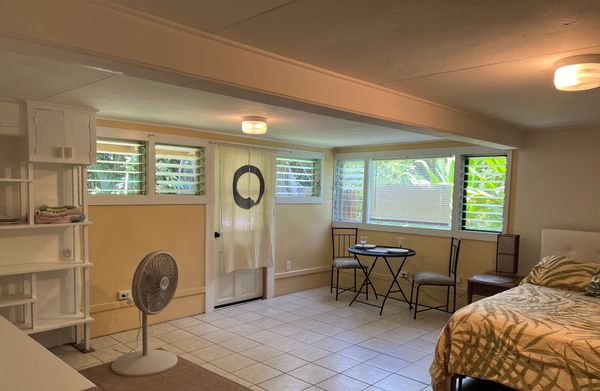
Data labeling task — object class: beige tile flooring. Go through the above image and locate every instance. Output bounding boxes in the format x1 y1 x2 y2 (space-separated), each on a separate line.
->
51 286 451 391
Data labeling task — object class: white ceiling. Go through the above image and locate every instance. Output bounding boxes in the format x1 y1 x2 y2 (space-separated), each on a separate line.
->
0 49 438 147
110 0 600 129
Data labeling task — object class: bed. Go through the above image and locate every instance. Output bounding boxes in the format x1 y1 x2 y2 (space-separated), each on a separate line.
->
430 229 600 391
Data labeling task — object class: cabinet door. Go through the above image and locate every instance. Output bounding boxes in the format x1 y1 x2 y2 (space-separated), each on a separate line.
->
29 108 65 163
64 111 94 165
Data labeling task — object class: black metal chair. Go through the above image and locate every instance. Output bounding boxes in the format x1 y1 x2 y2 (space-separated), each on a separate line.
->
410 237 461 319
331 227 370 300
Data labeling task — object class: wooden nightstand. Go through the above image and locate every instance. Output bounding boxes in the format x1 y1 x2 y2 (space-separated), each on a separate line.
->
468 233 522 304
467 272 524 303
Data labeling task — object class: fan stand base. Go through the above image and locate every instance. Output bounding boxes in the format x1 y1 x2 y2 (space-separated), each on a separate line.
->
111 350 178 376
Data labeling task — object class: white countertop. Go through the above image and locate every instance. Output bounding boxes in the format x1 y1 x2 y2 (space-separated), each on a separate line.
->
0 316 96 391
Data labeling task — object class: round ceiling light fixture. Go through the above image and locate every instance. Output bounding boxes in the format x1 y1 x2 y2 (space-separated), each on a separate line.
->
241 116 268 135
554 54 600 91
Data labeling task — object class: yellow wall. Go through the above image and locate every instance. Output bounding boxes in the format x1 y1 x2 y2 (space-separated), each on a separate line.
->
89 205 206 336
513 126 600 273
89 119 333 337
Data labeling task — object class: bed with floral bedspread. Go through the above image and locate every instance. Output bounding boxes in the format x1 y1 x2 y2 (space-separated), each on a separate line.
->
430 283 600 391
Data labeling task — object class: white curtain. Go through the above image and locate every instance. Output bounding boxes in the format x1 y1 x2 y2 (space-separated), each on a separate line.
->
218 144 276 273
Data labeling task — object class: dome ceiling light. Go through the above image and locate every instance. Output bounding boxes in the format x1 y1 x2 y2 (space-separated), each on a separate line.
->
241 116 268 135
554 55 600 91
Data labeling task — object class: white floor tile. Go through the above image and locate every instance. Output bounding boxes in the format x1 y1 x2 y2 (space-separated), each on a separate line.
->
374 374 427 391
211 353 257 372
289 345 331 362
343 363 392 385
288 363 336 384
263 353 309 372
317 374 369 391
259 373 311 391
314 353 361 372
234 362 283 384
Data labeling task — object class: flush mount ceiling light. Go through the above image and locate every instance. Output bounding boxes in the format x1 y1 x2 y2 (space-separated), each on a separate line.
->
554 54 600 91
241 116 268 135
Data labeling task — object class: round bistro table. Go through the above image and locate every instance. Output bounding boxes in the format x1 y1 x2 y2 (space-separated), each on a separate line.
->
348 245 416 315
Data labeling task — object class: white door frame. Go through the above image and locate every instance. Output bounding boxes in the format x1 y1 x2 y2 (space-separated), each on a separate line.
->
204 144 275 313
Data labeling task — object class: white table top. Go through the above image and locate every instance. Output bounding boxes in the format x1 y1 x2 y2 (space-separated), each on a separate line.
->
0 316 96 391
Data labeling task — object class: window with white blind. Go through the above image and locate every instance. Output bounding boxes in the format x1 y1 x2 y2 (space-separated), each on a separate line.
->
87 139 146 195
276 157 322 202
155 144 204 196
460 155 508 233
333 160 365 223
368 157 455 229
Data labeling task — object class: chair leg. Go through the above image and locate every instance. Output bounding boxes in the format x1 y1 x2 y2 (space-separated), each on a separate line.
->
409 279 415 310
453 285 457 313
353 269 357 292
330 266 334 294
446 286 450 312
335 268 340 301
365 268 369 301
414 285 420 320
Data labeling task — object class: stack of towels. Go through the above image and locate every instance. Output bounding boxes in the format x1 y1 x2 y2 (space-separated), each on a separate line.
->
35 205 85 224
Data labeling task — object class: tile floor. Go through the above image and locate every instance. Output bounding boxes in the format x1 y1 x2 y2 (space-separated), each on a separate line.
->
51 286 452 391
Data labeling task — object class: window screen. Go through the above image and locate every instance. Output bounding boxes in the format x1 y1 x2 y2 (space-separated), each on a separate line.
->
333 160 365 223
461 155 507 232
88 139 146 195
276 157 321 198
155 144 204 196
368 157 455 229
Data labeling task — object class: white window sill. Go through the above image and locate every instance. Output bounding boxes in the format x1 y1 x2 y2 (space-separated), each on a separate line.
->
276 196 322 204
331 221 499 242
88 195 207 206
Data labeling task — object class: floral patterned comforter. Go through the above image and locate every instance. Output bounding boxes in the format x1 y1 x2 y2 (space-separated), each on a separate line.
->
431 284 600 390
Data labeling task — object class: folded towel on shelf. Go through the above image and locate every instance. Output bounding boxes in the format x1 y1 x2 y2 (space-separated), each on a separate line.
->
34 206 85 224
37 205 82 217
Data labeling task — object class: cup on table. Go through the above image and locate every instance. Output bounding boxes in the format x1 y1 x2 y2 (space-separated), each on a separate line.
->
359 235 368 247
396 236 405 248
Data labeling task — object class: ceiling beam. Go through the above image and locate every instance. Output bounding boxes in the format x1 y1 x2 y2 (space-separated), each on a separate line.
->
0 0 525 148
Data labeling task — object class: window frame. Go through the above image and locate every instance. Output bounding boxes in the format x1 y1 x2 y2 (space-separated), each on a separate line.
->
88 127 212 205
333 146 512 241
275 150 324 204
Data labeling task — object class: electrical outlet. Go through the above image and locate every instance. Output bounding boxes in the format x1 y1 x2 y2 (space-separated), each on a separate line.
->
399 271 409 278
63 249 72 258
118 290 131 301
285 260 292 271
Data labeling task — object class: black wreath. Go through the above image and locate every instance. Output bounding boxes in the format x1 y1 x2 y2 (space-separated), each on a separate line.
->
232 165 265 209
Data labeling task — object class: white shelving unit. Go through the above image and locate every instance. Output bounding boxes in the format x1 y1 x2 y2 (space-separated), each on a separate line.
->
0 100 96 352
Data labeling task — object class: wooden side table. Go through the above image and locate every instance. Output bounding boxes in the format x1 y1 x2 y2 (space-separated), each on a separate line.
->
467 272 524 304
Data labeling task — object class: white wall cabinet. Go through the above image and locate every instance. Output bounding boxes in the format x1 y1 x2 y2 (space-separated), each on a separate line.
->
27 101 96 165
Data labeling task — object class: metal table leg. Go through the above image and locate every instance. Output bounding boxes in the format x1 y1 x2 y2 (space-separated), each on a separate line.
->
378 256 412 315
349 256 379 307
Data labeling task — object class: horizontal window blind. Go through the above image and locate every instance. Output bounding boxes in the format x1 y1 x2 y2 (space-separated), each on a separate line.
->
333 160 365 223
461 155 507 233
276 157 321 198
368 157 455 229
155 144 204 196
88 139 146 195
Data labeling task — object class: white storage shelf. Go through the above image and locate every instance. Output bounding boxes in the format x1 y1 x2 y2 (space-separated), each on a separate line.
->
24 314 94 335
0 261 93 277
0 221 91 230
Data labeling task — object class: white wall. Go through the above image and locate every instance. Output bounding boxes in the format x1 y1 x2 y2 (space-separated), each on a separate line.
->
513 126 600 273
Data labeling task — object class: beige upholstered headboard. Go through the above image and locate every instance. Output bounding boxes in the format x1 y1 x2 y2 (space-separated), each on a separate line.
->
541 229 600 262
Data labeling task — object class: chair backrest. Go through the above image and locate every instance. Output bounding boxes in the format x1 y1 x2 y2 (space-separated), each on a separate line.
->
332 227 358 259
448 237 462 280
496 233 520 274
